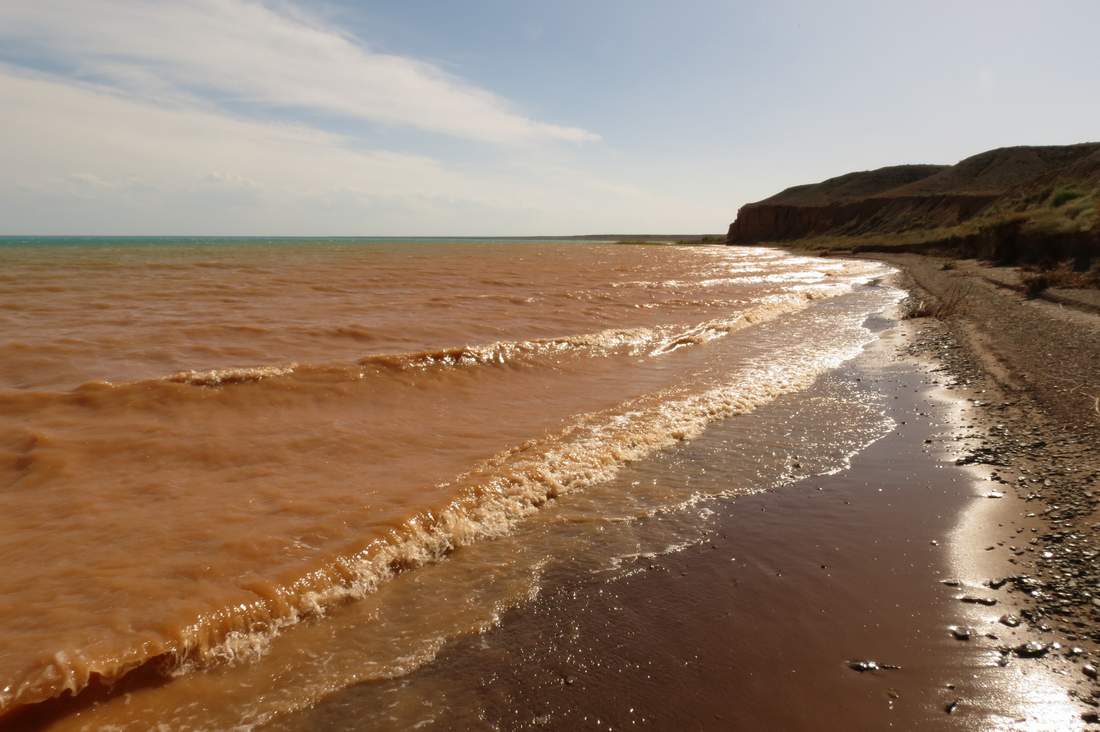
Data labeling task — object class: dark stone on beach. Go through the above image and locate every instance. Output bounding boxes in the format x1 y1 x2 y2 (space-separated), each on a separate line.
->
948 625 974 641
1085 664 1098 679
1014 641 1050 658
847 660 901 673
945 699 960 714
999 614 1021 627
1084 711 1100 725
940 578 962 587
959 595 998 606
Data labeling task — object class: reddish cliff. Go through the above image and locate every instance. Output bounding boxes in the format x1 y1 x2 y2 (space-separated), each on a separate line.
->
727 144 1100 264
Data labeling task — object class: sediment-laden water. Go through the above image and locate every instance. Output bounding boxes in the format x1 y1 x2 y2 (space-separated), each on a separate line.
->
0 239 900 728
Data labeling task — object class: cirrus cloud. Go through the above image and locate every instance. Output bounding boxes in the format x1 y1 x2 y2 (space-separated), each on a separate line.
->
0 64 725 235
0 0 600 145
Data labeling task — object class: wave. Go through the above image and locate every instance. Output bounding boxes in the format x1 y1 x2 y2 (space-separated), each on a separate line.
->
14 292 827 395
0 275 899 719
0 303 882 718
166 364 298 386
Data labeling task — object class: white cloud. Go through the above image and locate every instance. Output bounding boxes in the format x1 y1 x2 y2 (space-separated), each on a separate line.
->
0 66 723 235
0 0 599 145
0 67 472 201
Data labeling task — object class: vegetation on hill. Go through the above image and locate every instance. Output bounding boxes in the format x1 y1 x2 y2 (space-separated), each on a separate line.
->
727 143 1100 271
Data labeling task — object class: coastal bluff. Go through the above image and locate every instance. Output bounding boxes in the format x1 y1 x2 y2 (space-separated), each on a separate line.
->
728 143 1100 264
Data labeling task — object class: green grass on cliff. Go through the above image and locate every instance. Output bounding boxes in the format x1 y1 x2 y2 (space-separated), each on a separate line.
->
747 186 1099 254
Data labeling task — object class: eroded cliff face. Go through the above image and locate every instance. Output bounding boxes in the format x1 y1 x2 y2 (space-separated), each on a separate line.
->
728 195 996 243
726 144 1100 261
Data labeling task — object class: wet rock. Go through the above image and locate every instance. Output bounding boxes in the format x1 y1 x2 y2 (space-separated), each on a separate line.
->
945 699 960 714
847 660 901 673
1085 664 1098 679
1014 641 1050 658
948 625 975 641
940 578 962 587
1084 711 1100 725
959 595 998 606
906 308 1100 669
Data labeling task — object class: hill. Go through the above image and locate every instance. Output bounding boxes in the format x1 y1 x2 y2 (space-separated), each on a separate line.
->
727 143 1100 266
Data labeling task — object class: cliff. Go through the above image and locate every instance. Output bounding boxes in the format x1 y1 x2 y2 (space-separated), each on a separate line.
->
728 143 1100 265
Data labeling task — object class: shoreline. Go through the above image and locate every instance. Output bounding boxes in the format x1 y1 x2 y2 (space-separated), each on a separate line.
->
6 248 1097 730
0 246 895 730
268 259 1100 730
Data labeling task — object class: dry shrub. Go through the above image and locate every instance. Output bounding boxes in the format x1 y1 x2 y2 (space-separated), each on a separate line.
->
934 283 972 317
1021 261 1100 296
1089 264 1100 288
1023 273 1051 299
901 297 933 319
901 283 972 319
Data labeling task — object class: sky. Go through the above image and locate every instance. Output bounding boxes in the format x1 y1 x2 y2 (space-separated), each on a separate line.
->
1 0 1098 236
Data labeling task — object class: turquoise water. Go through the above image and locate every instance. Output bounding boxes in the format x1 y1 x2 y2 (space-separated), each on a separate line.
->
0 236 617 248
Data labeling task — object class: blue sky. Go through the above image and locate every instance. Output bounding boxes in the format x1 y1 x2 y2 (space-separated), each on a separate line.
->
1 0 1098 235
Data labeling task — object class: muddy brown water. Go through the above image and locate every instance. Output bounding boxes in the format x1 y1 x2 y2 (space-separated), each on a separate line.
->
270 329 1083 732
0 240 913 728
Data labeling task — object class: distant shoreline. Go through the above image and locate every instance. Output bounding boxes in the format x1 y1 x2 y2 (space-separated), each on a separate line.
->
0 233 726 242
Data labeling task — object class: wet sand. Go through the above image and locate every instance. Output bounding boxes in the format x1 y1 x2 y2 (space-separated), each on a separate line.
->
271 311 1089 730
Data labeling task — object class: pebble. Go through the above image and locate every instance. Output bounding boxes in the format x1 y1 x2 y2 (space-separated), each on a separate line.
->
906 304 1100 700
948 625 975 641
1014 641 1050 658
847 660 901 673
